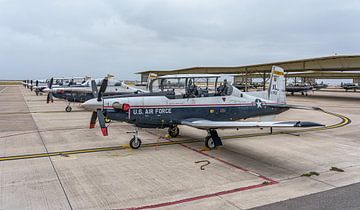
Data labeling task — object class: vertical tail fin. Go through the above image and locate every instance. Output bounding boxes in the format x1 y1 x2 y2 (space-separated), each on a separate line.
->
268 66 286 103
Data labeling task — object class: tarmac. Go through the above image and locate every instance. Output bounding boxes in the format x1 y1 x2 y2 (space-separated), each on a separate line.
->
0 85 359 209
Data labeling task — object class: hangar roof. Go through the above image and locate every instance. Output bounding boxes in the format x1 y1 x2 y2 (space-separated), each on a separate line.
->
158 74 221 79
137 55 360 75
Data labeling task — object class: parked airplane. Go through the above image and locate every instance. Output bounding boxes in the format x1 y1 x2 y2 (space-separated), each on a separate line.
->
81 66 323 150
341 83 358 92
313 82 328 90
286 84 313 96
44 76 145 112
23 77 87 94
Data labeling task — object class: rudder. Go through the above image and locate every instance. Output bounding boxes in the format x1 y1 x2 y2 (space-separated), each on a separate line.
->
268 66 286 103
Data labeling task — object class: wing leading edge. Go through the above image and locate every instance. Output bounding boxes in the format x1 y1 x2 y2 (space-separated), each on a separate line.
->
181 118 324 130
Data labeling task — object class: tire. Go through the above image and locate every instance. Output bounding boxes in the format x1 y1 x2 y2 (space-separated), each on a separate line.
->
168 126 180 138
205 136 216 149
130 137 142 149
65 106 72 112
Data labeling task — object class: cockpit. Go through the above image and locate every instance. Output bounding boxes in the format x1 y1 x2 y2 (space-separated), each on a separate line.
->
149 74 233 99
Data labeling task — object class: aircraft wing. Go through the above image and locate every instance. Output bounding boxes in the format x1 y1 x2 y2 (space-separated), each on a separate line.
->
181 118 324 130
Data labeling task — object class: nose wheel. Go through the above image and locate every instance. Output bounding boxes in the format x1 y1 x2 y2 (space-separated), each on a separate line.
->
128 128 142 149
168 125 180 138
129 137 142 149
65 106 72 112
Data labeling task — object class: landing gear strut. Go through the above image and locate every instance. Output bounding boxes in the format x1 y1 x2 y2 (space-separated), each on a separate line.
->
168 125 180 138
128 128 142 149
205 129 222 149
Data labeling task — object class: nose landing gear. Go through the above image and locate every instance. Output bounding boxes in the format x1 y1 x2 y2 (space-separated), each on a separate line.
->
65 105 72 112
128 128 142 149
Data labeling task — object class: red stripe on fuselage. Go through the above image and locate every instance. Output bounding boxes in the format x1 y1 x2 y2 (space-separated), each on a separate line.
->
103 102 285 109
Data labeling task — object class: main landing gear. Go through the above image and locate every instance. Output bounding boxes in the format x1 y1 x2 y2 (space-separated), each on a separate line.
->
205 129 223 149
128 128 142 149
168 125 180 138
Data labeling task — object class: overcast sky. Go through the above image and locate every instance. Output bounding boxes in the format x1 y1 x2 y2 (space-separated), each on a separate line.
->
0 0 359 80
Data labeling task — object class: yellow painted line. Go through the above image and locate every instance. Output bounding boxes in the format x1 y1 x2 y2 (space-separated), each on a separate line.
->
0 139 201 162
0 110 88 115
0 110 350 162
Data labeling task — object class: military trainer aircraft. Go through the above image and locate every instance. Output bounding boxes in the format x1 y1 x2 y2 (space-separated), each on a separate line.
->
286 83 313 96
341 83 359 92
44 76 145 112
81 66 323 149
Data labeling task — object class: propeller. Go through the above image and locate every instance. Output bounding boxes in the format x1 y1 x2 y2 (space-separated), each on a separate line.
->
91 80 98 98
88 78 109 136
46 78 54 104
30 80 33 91
35 80 39 87
97 78 108 101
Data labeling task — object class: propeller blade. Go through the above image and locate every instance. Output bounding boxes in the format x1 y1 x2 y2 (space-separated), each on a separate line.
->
97 78 108 101
90 111 97 129
35 80 39 87
30 80 33 91
97 109 108 136
91 80 98 98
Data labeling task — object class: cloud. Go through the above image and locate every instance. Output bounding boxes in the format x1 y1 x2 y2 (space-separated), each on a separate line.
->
0 0 359 80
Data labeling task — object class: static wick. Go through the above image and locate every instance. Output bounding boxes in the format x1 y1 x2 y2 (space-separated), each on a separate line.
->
195 160 210 170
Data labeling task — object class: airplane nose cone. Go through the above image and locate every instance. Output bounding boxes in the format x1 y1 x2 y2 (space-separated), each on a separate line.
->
81 99 103 111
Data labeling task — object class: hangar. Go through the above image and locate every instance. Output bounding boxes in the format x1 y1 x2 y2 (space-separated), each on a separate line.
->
137 55 360 91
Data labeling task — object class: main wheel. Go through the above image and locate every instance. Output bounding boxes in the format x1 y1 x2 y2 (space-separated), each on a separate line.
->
205 136 216 149
65 106 72 112
168 126 180 138
129 137 142 149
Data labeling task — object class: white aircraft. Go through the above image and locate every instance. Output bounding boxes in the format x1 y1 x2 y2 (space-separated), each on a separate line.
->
81 66 323 149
